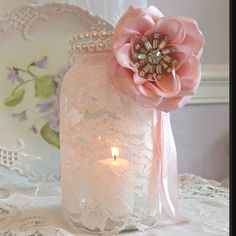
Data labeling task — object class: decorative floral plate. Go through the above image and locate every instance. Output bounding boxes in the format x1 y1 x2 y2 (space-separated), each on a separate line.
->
0 2 113 181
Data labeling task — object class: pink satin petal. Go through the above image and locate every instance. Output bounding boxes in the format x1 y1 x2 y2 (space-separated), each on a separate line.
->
113 15 155 50
157 96 191 112
177 55 201 95
176 16 205 58
116 7 144 27
133 73 147 85
146 17 186 44
171 44 193 70
138 82 161 99
153 111 189 222
154 72 181 98
115 43 136 71
196 47 204 60
145 5 164 21
113 29 141 52
109 55 162 108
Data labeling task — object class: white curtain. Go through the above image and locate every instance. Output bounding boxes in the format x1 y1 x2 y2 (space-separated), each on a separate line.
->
33 0 148 25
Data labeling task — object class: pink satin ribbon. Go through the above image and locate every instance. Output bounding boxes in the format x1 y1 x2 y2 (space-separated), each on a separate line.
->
152 110 187 221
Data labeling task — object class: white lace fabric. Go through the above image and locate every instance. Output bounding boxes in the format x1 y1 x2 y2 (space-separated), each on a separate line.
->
0 170 229 236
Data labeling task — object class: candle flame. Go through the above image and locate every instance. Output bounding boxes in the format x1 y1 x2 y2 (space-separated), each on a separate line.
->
111 147 119 158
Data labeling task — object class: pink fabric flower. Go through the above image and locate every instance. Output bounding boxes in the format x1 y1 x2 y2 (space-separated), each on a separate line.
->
110 6 205 112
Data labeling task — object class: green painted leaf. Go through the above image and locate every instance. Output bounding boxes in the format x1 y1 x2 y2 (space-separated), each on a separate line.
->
35 75 57 99
40 122 60 149
4 88 25 107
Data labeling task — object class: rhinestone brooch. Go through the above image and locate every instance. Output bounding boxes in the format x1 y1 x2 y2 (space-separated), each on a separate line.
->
132 33 178 81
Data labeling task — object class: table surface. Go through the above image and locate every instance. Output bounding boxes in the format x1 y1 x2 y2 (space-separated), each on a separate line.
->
0 168 229 236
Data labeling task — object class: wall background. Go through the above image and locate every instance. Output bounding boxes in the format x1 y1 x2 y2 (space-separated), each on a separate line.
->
0 0 229 180
148 0 229 65
171 104 229 181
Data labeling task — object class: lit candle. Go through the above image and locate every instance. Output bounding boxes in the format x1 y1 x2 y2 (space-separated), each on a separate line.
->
96 147 134 220
98 147 129 176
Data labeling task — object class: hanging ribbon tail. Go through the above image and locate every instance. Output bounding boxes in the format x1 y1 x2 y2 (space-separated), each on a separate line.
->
152 109 188 223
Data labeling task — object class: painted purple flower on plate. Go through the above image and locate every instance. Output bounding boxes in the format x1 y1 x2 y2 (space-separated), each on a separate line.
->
7 67 24 83
12 110 27 122
31 56 48 68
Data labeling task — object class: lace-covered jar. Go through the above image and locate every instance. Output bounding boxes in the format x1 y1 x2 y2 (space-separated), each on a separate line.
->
60 29 180 234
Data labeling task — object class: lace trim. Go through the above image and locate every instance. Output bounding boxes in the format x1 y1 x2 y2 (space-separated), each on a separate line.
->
179 174 229 206
0 174 229 235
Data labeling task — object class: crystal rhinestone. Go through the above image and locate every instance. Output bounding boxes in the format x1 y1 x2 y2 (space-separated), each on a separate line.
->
133 53 139 59
163 55 172 63
164 35 169 41
167 67 173 73
153 32 160 38
162 48 172 55
139 60 147 66
171 46 177 52
153 38 158 49
144 41 152 51
148 74 153 80
85 33 89 38
141 36 148 42
143 63 152 73
137 54 146 60
147 49 162 64
135 44 141 50
140 48 148 54
156 64 162 74
139 71 145 77
149 65 155 74
172 60 178 65
156 74 162 80
161 61 168 69
134 62 140 68
158 40 168 50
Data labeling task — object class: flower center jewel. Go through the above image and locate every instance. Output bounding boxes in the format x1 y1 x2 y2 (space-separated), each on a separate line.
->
132 33 177 81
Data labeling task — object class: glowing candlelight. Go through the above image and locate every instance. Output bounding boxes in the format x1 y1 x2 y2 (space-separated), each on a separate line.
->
111 146 119 163
97 147 129 175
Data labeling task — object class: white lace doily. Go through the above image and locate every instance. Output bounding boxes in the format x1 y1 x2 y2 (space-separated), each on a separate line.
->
0 168 229 236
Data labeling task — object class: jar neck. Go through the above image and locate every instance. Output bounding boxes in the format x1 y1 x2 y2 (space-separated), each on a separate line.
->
69 30 113 54
68 29 113 66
